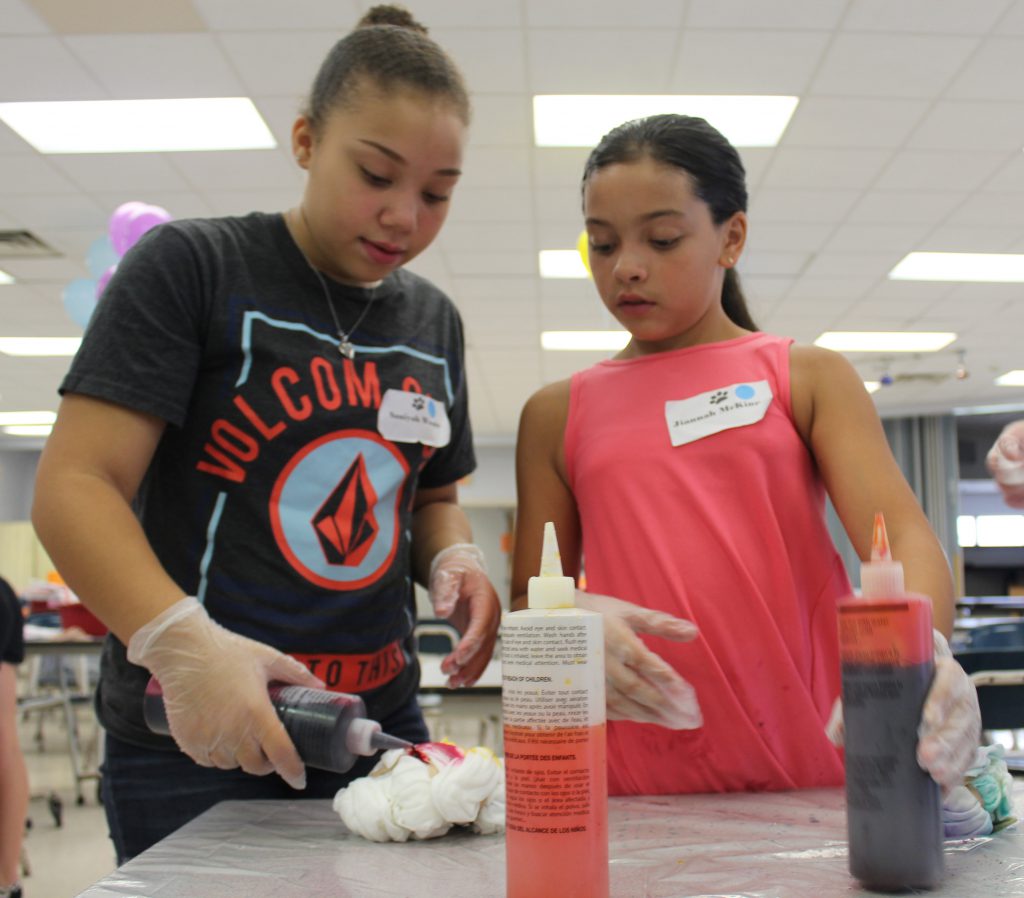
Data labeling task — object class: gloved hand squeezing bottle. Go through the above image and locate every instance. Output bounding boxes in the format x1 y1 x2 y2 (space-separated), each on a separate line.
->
428 543 501 688
574 591 703 730
127 596 324 789
826 629 981 790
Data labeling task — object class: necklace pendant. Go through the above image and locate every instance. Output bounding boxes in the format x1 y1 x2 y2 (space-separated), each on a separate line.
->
339 340 356 360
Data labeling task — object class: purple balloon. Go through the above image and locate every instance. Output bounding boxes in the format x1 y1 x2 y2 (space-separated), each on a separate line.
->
96 264 116 298
124 205 172 250
109 201 149 256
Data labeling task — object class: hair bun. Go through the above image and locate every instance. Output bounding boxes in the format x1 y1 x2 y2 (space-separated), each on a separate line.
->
357 4 428 34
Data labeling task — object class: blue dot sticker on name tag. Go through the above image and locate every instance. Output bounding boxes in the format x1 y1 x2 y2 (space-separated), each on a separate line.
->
664 380 773 447
377 388 451 447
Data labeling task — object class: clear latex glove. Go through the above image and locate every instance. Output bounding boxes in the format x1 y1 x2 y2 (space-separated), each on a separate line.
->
427 544 501 688
917 654 982 791
574 591 702 730
986 420 1024 507
127 596 324 789
826 631 981 791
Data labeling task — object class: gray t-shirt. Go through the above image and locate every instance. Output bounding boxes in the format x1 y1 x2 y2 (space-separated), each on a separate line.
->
61 212 475 748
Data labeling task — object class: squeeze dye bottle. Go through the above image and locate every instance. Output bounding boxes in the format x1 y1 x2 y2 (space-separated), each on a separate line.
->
143 678 411 774
838 512 944 891
502 522 608 898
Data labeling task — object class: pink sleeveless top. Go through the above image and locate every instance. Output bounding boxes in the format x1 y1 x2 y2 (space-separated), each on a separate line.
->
566 333 848 794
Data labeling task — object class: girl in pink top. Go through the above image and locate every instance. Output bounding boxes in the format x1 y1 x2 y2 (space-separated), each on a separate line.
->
511 114 980 795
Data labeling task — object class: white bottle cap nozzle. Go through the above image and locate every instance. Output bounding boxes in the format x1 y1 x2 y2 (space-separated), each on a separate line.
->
345 716 381 757
528 521 576 609
860 512 905 598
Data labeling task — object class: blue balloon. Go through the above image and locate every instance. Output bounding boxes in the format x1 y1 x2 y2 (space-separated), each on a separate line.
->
63 278 98 329
85 235 118 278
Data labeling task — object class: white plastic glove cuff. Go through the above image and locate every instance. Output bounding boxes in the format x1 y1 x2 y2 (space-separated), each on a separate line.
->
428 543 487 580
127 595 202 665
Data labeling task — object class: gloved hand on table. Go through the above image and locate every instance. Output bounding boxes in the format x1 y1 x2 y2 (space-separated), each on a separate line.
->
826 631 981 791
127 595 324 789
574 591 702 730
986 420 1024 508
427 543 501 689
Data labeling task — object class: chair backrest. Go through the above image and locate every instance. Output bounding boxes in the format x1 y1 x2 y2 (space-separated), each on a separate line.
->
413 620 459 655
954 647 1024 731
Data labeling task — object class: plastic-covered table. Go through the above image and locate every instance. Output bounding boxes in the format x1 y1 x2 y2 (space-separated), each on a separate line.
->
76 784 1022 897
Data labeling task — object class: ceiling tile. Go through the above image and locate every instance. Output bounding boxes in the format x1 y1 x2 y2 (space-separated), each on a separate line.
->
191 0 360 30
0 36 106 100
48 153 192 193
218 31 339 98
32 0 205 32
873 150 1008 192
459 147 532 190
527 30 678 93
0 154 77 195
0 192 107 230
944 192 1024 227
809 34 978 97
0 0 49 34
436 29 526 94
762 148 892 190
842 0 1010 34
448 187 533 223
439 222 536 254
671 30 828 94
64 33 244 98
749 188 861 223
945 39 1024 101
686 0 847 30
984 154 1024 192
466 95 531 147
781 97 928 149
907 101 1024 150
845 191 967 225
166 149 293 190
527 0 684 28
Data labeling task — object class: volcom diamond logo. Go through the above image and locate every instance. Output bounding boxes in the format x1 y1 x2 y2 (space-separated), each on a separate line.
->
312 454 379 566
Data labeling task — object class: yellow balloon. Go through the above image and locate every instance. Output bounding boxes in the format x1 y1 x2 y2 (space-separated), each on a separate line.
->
576 230 591 278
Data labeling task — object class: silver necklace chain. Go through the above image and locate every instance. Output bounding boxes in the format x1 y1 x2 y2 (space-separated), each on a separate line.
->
306 263 377 360
295 209 378 360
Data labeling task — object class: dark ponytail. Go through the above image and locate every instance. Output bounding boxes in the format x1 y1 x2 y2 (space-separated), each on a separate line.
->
582 114 757 330
303 4 470 132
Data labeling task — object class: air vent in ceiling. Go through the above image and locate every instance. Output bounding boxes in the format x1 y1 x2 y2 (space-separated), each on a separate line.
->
0 230 60 258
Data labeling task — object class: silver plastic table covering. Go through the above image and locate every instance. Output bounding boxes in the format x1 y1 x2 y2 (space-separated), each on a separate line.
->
77 784 1023 897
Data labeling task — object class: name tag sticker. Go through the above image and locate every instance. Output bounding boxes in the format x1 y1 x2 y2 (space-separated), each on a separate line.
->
665 380 773 447
377 389 451 447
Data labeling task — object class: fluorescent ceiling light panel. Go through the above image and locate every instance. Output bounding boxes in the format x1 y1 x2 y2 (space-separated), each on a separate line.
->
995 370 1024 387
0 411 56 426
975 514 1024 548
0 337 81 356
2 425 52 437
0 269 14 285
889 252 1024 282
814 332 956 353
541 331 630 351
0 98 276 153
539 250 589 279
533 95 798 148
